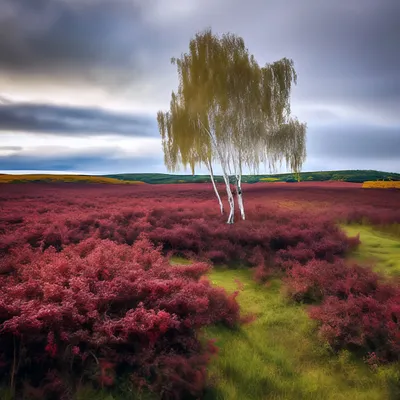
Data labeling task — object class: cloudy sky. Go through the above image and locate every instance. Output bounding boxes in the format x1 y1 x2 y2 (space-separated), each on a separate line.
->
0 0 399 174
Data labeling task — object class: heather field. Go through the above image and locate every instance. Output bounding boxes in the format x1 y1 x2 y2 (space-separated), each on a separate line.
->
0 182 400 399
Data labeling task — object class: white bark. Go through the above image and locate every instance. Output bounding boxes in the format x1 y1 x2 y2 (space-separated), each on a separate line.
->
197 119 234 223
236 174 245 220
207 161 224 214
223 173 235 224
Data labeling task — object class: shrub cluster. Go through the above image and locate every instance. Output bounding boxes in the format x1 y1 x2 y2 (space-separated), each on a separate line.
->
285 259 400 363
0 235 239 399
0 190 359 272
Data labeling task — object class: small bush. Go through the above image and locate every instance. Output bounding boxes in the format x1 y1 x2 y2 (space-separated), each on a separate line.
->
286 259 400 363
309 293 400 362
285 259 380 303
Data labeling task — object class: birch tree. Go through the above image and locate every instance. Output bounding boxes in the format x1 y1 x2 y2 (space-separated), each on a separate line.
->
157 95 225 214
157 29 307 223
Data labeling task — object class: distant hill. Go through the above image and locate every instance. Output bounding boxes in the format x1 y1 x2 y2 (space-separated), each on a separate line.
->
104 170 400 184
1 170 399 184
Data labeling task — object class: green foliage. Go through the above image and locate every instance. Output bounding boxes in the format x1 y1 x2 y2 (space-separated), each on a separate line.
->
157 28 306 180
284 177 298 182
104 170 400 184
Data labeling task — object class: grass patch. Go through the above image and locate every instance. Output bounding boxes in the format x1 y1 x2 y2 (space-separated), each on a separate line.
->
170 255 193 265
343 225 400 277
200 268 392 400
260 177 280 182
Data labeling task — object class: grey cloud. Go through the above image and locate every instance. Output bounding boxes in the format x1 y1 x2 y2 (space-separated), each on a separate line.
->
0 98 158 136
0 0 163 86
1 0 399 111
218 1 400 121
294 108 340 124
302 157 400 175
0 147 164 173
307 124 400 161
0 96 13 104
0 146 23 151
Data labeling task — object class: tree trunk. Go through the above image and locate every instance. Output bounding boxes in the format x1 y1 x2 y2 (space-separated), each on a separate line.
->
223 174 235 224
208 162 224 214
236 174 245 220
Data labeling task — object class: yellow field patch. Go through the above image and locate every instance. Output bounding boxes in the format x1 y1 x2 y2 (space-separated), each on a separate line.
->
259 177 280 182
0 174 145 185
362 181 400 189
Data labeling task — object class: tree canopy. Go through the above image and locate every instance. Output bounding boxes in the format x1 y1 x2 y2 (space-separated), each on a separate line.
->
157 29 307 223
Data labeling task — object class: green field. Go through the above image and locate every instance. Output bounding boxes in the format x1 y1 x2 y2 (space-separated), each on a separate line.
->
105 170 400 184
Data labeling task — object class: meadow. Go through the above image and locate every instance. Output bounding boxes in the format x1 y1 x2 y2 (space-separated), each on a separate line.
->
0 182 399 399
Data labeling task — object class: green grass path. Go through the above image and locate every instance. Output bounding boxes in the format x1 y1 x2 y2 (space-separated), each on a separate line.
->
343 225 400 277
201 268 391 400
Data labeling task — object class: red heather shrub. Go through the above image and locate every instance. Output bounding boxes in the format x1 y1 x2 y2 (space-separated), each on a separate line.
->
0 235 240 399
309 293 400 362
284 259 381 303
0 184 362 270
286 259 400 363
253 263 273 284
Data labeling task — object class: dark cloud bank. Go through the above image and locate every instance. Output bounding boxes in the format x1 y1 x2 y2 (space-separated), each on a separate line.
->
0 98 157 136
0 148 164 173
0 0 399 173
